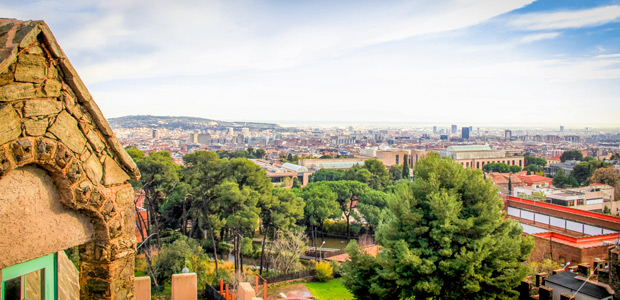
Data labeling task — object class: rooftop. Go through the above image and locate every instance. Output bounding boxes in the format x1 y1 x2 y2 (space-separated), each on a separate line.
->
445 145 491 152
545 270 614 298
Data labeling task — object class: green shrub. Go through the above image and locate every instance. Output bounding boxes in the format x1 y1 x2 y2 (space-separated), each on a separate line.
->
315 261 333 282
212 269 232 285
330 261 343 278
218 242 233 254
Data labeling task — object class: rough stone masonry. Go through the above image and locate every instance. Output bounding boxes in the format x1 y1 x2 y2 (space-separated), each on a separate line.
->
0 18 140 300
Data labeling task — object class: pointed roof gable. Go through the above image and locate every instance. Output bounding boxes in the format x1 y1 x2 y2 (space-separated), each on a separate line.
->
0 18 140 179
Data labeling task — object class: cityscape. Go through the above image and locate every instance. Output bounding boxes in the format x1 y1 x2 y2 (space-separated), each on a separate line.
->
2 1 620 300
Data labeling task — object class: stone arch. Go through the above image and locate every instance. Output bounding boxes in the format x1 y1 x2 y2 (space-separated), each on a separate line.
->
0 18 140 300
0 136 137 299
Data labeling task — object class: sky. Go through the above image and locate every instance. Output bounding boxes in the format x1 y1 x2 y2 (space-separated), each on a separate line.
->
2 0 620 127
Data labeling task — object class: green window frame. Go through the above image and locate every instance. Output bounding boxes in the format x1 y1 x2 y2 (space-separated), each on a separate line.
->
1 253 57 300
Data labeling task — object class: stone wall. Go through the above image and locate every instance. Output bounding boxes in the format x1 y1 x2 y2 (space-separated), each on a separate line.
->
0 19 139 300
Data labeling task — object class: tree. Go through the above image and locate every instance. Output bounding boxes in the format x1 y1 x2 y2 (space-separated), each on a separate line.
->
255 148 266 159
268 229 306 274
129 149 180 287
301 183 339 249
389 164 403 181
357 190 391 233
524 164 542 173
181 151 227 271
560 150 583 162
571 160 611 186
326 181 369 239
292 177 301 188
362 159 391 190
483 162 520 173
524 155 547 167
402 158 410 180
571 162 591 185
247 147 255 158
590 167 620 200
217 180 260 274
343 153 533 300
223 158 272 274
152 236 201 285
553 169 579 188
310 169 345 182
258 188 305 274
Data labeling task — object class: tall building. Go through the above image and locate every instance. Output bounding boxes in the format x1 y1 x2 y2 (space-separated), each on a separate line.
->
462 127 470 139
189 132 198 143
560 125 564 132
505 130 512 141
433 126 437 134
451 125 457 135
241 127 250 136
152 129 159 140
227 127 234 136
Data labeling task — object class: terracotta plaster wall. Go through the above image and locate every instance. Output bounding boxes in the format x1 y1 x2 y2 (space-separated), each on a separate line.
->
0 166 94 268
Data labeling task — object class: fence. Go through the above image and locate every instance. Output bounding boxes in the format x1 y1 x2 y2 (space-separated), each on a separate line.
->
263 269 316 284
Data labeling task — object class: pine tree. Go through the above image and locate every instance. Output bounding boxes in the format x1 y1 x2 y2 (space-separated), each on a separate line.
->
343 153 533 300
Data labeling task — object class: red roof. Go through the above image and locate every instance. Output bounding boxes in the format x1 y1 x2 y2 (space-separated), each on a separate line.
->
518 175 553 185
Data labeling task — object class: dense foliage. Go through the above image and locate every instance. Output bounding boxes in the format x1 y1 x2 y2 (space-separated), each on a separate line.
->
482 162 521 173
342 153 533 300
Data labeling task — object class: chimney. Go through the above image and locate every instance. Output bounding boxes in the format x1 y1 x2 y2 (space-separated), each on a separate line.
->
519 280 532 300
577 263 591 278
538 285 553 300
560 293 575 300
593 260 607 274
535 273 548 287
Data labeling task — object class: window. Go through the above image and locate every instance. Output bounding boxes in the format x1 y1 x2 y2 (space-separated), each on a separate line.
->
577 199 584 205
396 155 399 165
1 254 57 300
477 162 480 169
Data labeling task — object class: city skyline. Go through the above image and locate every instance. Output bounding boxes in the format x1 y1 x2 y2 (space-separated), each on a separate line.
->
2 0 620 126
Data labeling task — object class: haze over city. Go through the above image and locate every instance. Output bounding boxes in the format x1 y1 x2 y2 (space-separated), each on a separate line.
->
2 0 620 127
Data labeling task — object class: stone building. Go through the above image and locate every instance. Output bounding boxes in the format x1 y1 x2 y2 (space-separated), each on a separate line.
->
439 144 525 170
0 19 140 299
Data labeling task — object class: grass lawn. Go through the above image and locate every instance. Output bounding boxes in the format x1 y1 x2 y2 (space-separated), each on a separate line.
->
304 278 354 300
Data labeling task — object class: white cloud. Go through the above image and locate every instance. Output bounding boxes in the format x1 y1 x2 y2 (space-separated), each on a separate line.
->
12 0 533 84
510 5 620 30
519 32 560 43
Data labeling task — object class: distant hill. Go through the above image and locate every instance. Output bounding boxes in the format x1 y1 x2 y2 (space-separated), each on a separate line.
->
108 115 282 131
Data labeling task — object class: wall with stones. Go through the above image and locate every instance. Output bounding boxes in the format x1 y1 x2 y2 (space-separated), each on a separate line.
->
0 20 139 300
0 166 94 268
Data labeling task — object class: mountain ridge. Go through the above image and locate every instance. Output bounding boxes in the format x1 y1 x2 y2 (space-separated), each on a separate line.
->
108 115 282 131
